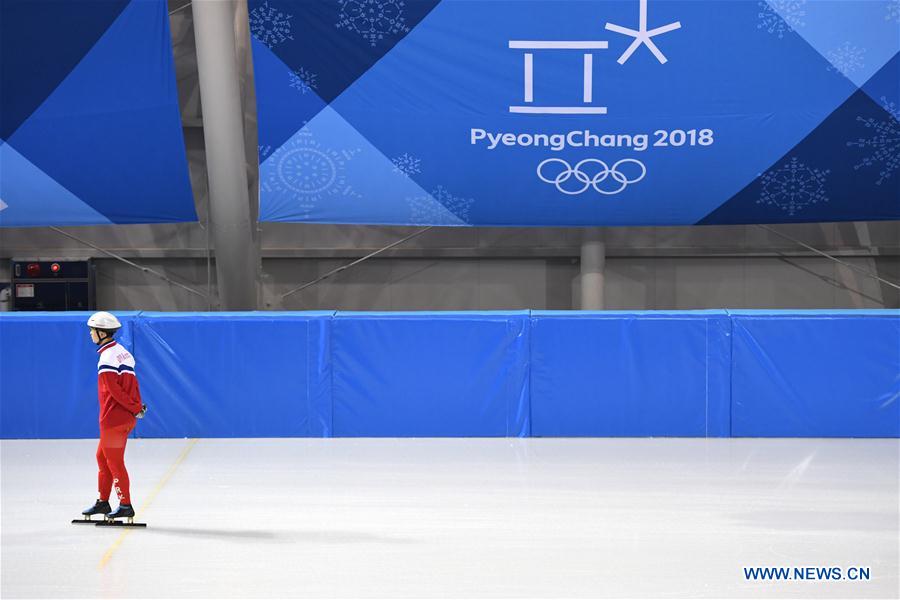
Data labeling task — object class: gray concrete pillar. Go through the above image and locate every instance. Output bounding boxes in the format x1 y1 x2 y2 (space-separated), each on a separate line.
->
580 228 605 309
192 0 258 309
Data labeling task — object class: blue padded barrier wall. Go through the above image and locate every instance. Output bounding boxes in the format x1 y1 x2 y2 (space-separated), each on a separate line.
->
331 312 530 437
730 310 900 438
0 312 138 438
530 311 732 437
132 312 333 438
1 310 897 438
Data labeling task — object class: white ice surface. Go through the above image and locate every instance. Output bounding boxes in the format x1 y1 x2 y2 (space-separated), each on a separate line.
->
1 438 897 598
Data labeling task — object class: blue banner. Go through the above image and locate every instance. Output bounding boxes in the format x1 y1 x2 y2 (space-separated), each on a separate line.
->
0 0 196 227
250 0 900 226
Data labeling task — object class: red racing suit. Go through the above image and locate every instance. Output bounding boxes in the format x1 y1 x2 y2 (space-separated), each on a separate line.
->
95 340 143 504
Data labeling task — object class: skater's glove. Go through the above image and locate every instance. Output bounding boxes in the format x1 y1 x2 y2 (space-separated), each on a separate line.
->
135 404 148 419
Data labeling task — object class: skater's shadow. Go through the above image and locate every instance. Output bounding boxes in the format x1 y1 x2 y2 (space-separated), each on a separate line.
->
282 529 417 545
147 526 416 545
146 526 279 541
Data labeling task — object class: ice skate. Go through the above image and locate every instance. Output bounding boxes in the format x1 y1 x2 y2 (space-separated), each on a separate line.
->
72 499 111 524
96 503 146 527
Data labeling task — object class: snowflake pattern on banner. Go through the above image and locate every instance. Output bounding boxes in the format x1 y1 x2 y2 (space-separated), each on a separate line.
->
887 0 900 23
825 42 866 77
757 0 806 38
847 97 900 186
249 1 294 49
335 0 410 47
391 153 421 177
259 144 274 161
262 131 361 218
757 157 830 215
289 67 319 95
407 185 474 225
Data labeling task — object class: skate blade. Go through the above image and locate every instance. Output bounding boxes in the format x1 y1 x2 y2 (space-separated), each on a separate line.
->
96 520 146 528
72 517 99 524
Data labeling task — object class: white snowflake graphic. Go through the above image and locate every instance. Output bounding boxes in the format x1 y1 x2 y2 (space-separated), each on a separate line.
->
407 185 474 224
258 144 273 160
847 96 900 186
262 131 361 217
887 1 900 23
289 67 318 95
757 157 830 215
757 0 806 38
826 42 866 77
249 1 294 49
336 0 410 47
391 153 421 176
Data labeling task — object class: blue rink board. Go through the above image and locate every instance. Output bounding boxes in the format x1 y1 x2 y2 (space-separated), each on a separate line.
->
0 312 139 438
131 312 333 438
530 311 732 437
0 310 896 438
331 312 530 437
730 311 899 438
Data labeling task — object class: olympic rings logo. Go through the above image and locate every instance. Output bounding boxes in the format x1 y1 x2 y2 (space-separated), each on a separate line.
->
536 158 647 195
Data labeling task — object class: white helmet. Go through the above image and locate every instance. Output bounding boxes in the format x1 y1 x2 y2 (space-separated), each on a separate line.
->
87 311 122 330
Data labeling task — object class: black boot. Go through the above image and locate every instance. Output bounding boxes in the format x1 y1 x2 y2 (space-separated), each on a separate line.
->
82 499 111 516
105 504 135 520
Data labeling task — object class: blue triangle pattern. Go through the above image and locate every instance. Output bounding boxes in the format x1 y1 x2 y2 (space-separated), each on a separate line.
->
0 0 128 139
261 105 462 225
6 0 195 225
765 0 899 89
0 141 112 227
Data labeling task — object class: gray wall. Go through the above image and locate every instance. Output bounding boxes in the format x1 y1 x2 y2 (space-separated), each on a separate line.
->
3 222 897 310
1 1 897 312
